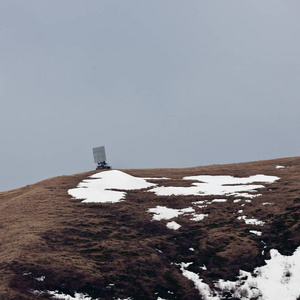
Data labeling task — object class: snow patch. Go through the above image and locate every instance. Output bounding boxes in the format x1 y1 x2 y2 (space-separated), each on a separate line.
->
149 175 279 198
233 199 241 203
179 246 300 300
190 214 208 221
249 230 262 236
33 290 98 300
35 276 45 282
148 206 194 221
179 262 217 300
142 177 170 180
214 247 300 299
68 170 156 203
237 216 265 226
211 199 227 203
192 200 206 205
166 221 181 230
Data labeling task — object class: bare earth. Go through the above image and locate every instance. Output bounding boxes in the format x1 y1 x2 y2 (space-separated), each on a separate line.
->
0 157 299 299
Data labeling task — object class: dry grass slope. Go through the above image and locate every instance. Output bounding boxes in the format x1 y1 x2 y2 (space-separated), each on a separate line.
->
0 157 299 299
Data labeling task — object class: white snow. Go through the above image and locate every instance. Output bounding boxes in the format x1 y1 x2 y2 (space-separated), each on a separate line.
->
231 192 262 198
179 246 300 300
179 263 219 300
249 230 262 236
166 221 181 230
35 276 45 282
192 200 206 205
34 291 98 300
147 205 208 224
211 199 227 203
68 170 156 203
149 174 279 197
148 206 194 221
237 216 265 226
233 199 241 203
184 174 279 185
69 171 279 205
276 165 285 169
214 247 300 300
142 177 170 180
190 214 208 221
149 184 263 197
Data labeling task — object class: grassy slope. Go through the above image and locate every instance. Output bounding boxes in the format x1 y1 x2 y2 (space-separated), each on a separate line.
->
0 157 299 299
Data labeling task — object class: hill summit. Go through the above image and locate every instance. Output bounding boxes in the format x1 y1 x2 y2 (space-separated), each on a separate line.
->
0 157 299 299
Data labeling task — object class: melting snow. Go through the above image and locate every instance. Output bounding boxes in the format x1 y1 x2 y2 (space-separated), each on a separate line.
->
192 200 206 205
180 246 300 300
35 276 45 282
211 199 227 203
147 205 208 224
231 192 262 198
142 177 170 180
34 291 97 300
149 175 279 197
148 206 194 221
184 174 279 185
190 214 208 221
68 170 156 203
249 230 262 236
69 171 279 204
179 263 217 300
237 216 265 226
166 221 181 230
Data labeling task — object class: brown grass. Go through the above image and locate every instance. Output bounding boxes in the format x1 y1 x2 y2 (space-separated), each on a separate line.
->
0 157 299 299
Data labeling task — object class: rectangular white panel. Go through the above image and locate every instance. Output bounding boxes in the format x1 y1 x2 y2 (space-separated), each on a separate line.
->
93 146 106 163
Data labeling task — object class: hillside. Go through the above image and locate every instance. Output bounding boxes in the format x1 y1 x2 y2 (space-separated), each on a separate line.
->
0 157 299 300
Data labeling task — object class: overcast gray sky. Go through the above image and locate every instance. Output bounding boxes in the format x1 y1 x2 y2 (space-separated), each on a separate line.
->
1 0 300 191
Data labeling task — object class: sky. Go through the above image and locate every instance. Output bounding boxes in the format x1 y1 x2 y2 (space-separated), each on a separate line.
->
1 0 300 191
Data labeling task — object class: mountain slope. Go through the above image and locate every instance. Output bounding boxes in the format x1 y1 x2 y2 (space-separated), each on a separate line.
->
0 157 299 299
